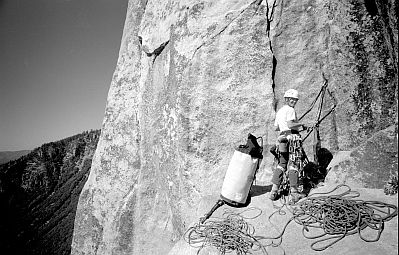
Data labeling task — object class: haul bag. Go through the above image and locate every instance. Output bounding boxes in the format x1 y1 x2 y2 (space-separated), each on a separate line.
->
220 133 263 205
220 150 260 204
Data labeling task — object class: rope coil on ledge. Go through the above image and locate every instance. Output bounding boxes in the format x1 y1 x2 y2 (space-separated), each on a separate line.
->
291 184 398 251
184 184 398 254
184 207 267 255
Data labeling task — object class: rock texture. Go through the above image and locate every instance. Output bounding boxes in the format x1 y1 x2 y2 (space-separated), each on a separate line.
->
326 125 398 189
71 0 397 254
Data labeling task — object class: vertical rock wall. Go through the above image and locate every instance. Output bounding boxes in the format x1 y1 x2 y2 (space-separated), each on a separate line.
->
71 0 397 254
272 0 397 150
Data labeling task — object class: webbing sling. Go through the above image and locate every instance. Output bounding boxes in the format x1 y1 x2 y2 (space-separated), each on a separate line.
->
300 76 337 145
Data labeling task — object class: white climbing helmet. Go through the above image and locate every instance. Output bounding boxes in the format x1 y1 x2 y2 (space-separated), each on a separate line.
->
284 89 299 99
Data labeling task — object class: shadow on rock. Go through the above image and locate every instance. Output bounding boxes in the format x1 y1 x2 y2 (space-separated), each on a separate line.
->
250 184 272 197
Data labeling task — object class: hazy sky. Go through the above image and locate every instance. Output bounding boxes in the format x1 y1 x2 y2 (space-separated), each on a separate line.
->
0 0 128 151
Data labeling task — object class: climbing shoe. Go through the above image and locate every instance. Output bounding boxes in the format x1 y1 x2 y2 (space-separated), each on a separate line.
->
269 190 279 201
290 191 306 204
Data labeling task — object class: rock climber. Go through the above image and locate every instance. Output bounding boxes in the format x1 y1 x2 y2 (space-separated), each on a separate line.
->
270 88 307 203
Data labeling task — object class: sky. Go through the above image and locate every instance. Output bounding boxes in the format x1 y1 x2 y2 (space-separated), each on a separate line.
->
0 0 129 151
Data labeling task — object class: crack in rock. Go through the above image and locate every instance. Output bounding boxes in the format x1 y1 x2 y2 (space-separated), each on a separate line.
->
150 40 169 57
190 0 264 60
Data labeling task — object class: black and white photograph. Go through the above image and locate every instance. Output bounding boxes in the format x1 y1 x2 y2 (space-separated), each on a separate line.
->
0 0 397 254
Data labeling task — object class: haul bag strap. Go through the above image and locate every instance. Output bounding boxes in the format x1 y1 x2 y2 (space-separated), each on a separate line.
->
236 133 263 159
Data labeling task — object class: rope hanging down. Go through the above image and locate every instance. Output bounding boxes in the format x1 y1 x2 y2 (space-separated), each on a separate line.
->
299 75 337 143
184 185 397 254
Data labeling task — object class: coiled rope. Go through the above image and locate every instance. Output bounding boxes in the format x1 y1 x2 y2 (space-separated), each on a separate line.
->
185 185 397 254
184 208 268 254
291 184 398 251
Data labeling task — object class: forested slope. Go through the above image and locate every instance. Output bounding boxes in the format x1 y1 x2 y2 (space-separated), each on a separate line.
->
0 130 100 255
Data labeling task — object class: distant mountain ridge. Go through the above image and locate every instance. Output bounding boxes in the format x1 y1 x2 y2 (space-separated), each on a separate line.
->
0 129 100 255
0 150 31 165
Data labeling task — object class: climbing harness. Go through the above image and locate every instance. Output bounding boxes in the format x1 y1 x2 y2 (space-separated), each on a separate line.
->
270 133 308 197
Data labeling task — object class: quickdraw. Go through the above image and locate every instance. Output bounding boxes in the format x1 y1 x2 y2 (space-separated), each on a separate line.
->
288 134 307 169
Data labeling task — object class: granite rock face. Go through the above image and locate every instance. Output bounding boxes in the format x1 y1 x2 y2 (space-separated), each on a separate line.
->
71 0 397 254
